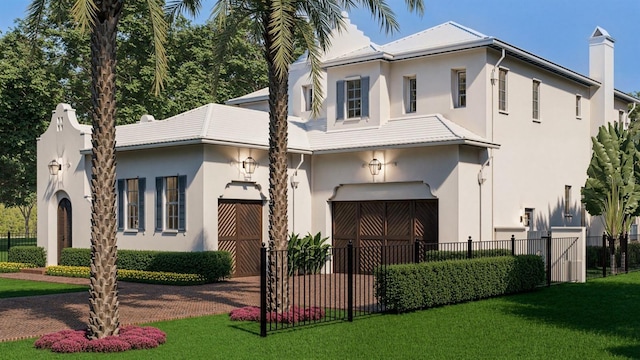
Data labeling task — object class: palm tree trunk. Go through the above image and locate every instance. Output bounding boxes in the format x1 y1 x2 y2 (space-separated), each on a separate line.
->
87 0 122 339
264 11 290 313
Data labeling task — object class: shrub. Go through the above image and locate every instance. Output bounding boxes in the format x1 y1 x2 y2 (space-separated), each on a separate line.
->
45 266 207 285
0 262 38 273
35 326 166 353
8 246 46 267
421 248 512 262
59 248 232 282
288 232 330 275
374 255 545 312
229 306 325 323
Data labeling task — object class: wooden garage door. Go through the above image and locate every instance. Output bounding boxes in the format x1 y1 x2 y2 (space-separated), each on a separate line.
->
218 200 262 277
332 200 438 273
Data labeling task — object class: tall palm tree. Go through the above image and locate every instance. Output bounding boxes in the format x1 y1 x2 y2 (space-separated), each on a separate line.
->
167 0 424 312
26 0 168 339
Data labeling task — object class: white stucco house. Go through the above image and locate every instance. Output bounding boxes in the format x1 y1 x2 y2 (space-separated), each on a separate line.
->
37 16 639 276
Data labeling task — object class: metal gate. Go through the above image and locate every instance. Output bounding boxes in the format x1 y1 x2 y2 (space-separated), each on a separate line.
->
218 200 262 277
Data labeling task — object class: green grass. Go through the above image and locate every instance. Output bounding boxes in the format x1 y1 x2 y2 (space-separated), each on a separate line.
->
2 274 640 359
0 278 87 299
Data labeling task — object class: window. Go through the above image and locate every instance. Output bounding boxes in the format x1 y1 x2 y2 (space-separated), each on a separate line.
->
302 85 313 112
532 80 540 121
117 178 146 231
619 110 626 127
405 76 417 113
455 70 466 108
498 68 508 112
523 208 534 229
156 175 186 232
564 185 572 215
336 77 369 120
576 95 582 118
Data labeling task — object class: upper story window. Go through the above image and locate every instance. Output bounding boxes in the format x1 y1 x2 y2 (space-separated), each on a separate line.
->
498 68 508 112
336 76 370 120
576 95 582 118
532 80 541 121
156 175 186 232
564 185 572 216
619 110 626 127
302 85 313 112
455 70 466 108
117 178 146 232
404 76 417 113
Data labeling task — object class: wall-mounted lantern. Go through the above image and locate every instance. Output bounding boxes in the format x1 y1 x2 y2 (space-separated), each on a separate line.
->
242 156 257 175
48 159 62 176
368 158 382 176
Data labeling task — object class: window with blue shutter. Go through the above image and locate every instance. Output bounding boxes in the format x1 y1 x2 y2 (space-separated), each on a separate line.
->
336 80 345 120
138 178 146 231
178 175 186 231
155 177 163 231
155 175 186 232
117 179 124 231
361 76 370 118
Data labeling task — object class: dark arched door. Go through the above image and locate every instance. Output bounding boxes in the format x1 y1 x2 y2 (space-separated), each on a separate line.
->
57 198 72 263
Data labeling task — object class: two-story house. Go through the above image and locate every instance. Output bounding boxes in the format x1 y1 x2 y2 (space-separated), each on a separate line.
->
37 16 638 275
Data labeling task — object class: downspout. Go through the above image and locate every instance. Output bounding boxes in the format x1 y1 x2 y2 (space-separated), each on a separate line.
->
478 156 491 241
487 48 506 241
290 154 305 234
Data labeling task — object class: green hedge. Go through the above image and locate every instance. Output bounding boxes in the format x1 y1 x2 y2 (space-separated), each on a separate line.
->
8 246 46 267
59 248 232 283
422 249 512 261
0 262 39 273
46 266 207 285
587 243 640 269
374 255 545 312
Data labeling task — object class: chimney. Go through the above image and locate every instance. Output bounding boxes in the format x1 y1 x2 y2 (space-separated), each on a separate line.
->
589 26 615 135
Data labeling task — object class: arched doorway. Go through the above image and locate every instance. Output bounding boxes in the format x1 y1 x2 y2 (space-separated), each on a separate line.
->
57 198 72 263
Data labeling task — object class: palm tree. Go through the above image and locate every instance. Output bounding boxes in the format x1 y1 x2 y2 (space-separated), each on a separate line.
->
26 0 168 339
167 0 424 312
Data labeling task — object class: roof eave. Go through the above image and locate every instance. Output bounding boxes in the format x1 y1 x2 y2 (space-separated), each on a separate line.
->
311 138 500 154
614 90 640 103
81 138 313 154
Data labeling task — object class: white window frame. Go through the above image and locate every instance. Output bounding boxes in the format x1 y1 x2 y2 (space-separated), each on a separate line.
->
302 85 313 112
455 70 466 108
576 95 582 118
532 79 541 121
498 68 508 112
564 185 572 216
404 76 417 113
346 78 362 119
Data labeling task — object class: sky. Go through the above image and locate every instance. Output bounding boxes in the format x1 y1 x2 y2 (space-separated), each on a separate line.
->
1 0 639 92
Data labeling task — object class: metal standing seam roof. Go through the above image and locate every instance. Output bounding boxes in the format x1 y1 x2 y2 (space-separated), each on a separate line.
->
80 103 497 154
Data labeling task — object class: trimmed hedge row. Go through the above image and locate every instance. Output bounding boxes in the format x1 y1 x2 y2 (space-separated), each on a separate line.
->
8 246 46 267
587 242 640 268
422 249 512 261
374 255 545 312
60 248 232 283
46 266 207 285
0 262 39 273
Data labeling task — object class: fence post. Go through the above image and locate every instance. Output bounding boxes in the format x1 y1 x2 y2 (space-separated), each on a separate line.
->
347 240 354 322
624 233 629 274
544 233 551 287
609 235 616 275
467 236 472 259
602 233 607 278
7 231 10 252
414 241 420 264
260 243 267 337
511 235 515 256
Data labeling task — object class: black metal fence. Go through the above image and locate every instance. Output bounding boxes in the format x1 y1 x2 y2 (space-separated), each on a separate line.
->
259 234 581 336
0 232 37 262
586 233 640 279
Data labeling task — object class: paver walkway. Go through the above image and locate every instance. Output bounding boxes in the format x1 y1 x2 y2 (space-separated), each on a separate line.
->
0 273 260 342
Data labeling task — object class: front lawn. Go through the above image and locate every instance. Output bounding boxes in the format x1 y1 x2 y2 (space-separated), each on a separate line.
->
1 273 639 359
0 278 87 299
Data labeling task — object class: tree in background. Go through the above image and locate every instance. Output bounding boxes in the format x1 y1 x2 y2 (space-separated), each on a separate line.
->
0 29 62 236
582 123 640 273
26 0 168 339
168 0 424 312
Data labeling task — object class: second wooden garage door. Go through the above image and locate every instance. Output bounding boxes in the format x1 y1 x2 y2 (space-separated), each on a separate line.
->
218 200 262 277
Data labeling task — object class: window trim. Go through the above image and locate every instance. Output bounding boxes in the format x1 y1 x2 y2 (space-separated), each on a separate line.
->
619 110 626 128
576 94 582 119
404 75 417 114
564 185 572 216
454 69 467 108
336 76 369 120
155 175 186 232
302 85 313 112
532 79 541 122
498 68 508 113
117 177 145 232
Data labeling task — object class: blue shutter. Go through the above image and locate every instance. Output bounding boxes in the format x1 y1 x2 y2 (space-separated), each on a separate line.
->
138 178 146 231
336 80 345 120
361 76 370 118
155 177 163 232
178 175 187 231
117 179 124 231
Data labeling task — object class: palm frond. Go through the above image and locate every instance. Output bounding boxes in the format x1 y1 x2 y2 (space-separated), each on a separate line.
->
147 0 169 95
71 0 98 33
269 0 297 80
165 0 204 22
25 0 47 43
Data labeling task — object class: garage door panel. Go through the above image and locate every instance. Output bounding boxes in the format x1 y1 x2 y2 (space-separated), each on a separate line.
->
218 200 262 277
386 202 411 237
415 200 438 244
359 203 384 237
333 202 357 238
237 239 261 276
238 203 261 238
218 202 236 238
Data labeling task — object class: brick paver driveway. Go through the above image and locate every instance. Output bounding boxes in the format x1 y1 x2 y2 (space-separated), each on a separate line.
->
0 273 259 342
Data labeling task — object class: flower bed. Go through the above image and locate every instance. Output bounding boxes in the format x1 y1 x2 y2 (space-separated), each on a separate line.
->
45 266 206 285
0 262 38 273
229 306 325 324
34 325 166 353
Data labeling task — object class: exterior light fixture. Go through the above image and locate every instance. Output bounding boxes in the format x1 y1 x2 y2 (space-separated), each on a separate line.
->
242 157 257 175
368 158 382 176
48 159 62 176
